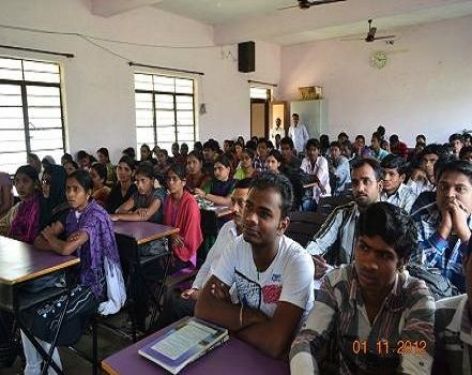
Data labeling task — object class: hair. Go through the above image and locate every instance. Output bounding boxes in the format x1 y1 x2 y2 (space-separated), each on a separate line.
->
449 133 463 143
64 160 78 170
140 144 152 160
167 163 186 181
320 134 330 149
355 135 365 142
280 136 294 149
118 155 135 170
358 202 417 261
389 134 399 144
41 155 56 167
416 134 426 143
14 165 39 183
214 154 232 168
351 158 383 181
463 133 472 141
97 147 110 161
250 172 293 218
135 163 155 180
27 153 41 164
245 140 257 151
305 138 321 151
341 140 353 153
157 149 168 158
203 140 216 151
371 132 382 143
187 150 204 163
76 150 89 161
193 141 203 152
459 146 472 160
68 170 93 192
377 125 386 137
181 143 189 152
122 147 136 159
420 143 448 160
380 154 408 176
330 141 341 149
338 132 348 140
91 162 108 184
172 142 180 150
237 136 245 145
61 153 73 164
234 178 253 190
268 149 283 164
257 138 269 147
242 148 256 160
437 159 472 185
292 113 299 118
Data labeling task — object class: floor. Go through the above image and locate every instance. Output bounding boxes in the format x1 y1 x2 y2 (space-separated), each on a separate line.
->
2 313 143 375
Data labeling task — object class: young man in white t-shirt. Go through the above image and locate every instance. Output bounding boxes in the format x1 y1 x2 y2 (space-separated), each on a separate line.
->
195 173 314 358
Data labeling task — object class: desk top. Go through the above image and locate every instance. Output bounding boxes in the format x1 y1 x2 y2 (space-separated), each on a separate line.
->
201 205 232 219
102 336 289 375
0 236 79 285
113 221 179 245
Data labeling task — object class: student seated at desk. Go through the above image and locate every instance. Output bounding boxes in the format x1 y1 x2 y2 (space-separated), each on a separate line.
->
290 203 435 375
154 178 251 330
90 162 111 208
433 239 472 375
106 156 137 214
163 164 203 270
185 151 210 193
195 173 314 359
195 155 235 207
233 148 257 180
23 170 125 375
39 164 68 230
0 165 41 243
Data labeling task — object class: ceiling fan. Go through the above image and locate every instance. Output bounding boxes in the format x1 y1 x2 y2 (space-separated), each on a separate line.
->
278 0 346 11
364 19 396 42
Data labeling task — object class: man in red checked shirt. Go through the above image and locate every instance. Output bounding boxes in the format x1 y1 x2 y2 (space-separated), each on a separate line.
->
195 173 314 359
389 134 409 160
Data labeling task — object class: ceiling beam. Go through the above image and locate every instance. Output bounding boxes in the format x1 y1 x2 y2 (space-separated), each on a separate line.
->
91 0 164 17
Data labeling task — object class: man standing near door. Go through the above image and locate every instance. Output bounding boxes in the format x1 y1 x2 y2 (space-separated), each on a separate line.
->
288 113 309 154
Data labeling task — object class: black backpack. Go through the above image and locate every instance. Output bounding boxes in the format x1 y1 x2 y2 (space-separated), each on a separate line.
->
406 265 460 301
0 311 18 368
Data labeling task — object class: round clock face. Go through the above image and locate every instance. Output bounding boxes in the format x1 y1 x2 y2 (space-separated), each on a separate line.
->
371 51 388 69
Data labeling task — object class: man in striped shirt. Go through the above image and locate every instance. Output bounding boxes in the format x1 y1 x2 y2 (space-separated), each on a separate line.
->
291 203 435 375
433 240 472 374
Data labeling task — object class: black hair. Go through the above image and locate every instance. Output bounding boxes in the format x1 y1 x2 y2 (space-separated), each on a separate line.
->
203 140 216 151
234 178 253 190
341 140 353 152
257 138 269 147
420 143 448 160
437 159 472 185
91 162 108 184
242 148 256 160
140 144 152 160
352 158 383 181
167 163 186 181
68 170 93 192
459 146 472 160
76 150 89 161
320 135 330 149
371 132 382 143
389 134 399 143
135 163 155 179
194 142 203 152
27 153 41 163
187 150 204 163
245 140 257 152
305 138 321 150
97 147 110 161
355 135 365 142
358 202 417 261
338 132 348 139
64 160 79 170
61 153 73 164
377 125 386 137
14 165 39 183
268 149 283 164
118 155 135 170
267 141 274 150
280 136 294 149
381 154 408 176
172 142 180 150
157 149 168 158
122 147 136 159
330 141 341 149
214 154 232 168
181 143 189 152
292 113 299 118
449 133 463 143
237 136 245 145
250 172 293 218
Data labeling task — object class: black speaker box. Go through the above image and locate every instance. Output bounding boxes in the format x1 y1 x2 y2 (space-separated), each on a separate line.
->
238 41 255 73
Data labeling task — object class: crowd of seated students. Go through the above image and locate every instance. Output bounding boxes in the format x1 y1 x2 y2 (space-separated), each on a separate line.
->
2 126 472 374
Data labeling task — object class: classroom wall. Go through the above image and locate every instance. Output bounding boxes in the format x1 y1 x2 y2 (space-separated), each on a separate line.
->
0 0 281 162
279 15 472 146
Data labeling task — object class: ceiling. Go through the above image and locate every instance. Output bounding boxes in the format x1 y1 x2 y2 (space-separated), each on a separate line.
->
91 0 472 45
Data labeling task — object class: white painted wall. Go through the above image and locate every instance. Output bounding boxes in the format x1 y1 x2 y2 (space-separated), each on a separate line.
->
279 16 472 146
0 0 280 162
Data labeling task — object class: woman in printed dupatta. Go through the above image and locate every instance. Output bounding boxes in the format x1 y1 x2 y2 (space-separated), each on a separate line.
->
22 170 125 375
0 165 41 243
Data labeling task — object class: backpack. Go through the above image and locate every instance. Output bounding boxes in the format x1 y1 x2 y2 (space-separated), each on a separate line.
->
0 311 18 368
406 265 460 301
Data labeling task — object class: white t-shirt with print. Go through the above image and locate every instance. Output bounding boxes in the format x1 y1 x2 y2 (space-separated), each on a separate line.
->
212 235 314 319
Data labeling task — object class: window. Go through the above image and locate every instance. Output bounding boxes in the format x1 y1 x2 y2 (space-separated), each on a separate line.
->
0 57 65 175
250 87 271 100
134 73 196 152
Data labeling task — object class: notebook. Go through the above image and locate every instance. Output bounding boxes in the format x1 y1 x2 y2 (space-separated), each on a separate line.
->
138 317 229 374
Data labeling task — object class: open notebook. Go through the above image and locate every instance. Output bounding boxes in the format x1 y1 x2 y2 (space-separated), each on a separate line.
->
139 317 229 374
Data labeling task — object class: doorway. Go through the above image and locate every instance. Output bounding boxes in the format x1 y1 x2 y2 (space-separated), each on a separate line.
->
250 88 271 138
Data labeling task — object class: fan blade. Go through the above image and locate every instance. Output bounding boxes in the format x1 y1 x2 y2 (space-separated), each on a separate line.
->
309 0 346 5
277 4 299 10
374 35 396 40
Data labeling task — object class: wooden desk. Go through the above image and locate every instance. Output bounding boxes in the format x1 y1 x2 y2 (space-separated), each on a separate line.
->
113 221 179 245
102 336 289 375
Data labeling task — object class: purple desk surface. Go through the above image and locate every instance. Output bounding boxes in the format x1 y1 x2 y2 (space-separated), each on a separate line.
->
0 236 79 285
113 221 179 245
102 335 289 375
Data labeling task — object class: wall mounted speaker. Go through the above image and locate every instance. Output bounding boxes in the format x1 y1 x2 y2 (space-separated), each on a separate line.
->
238 41 255 73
